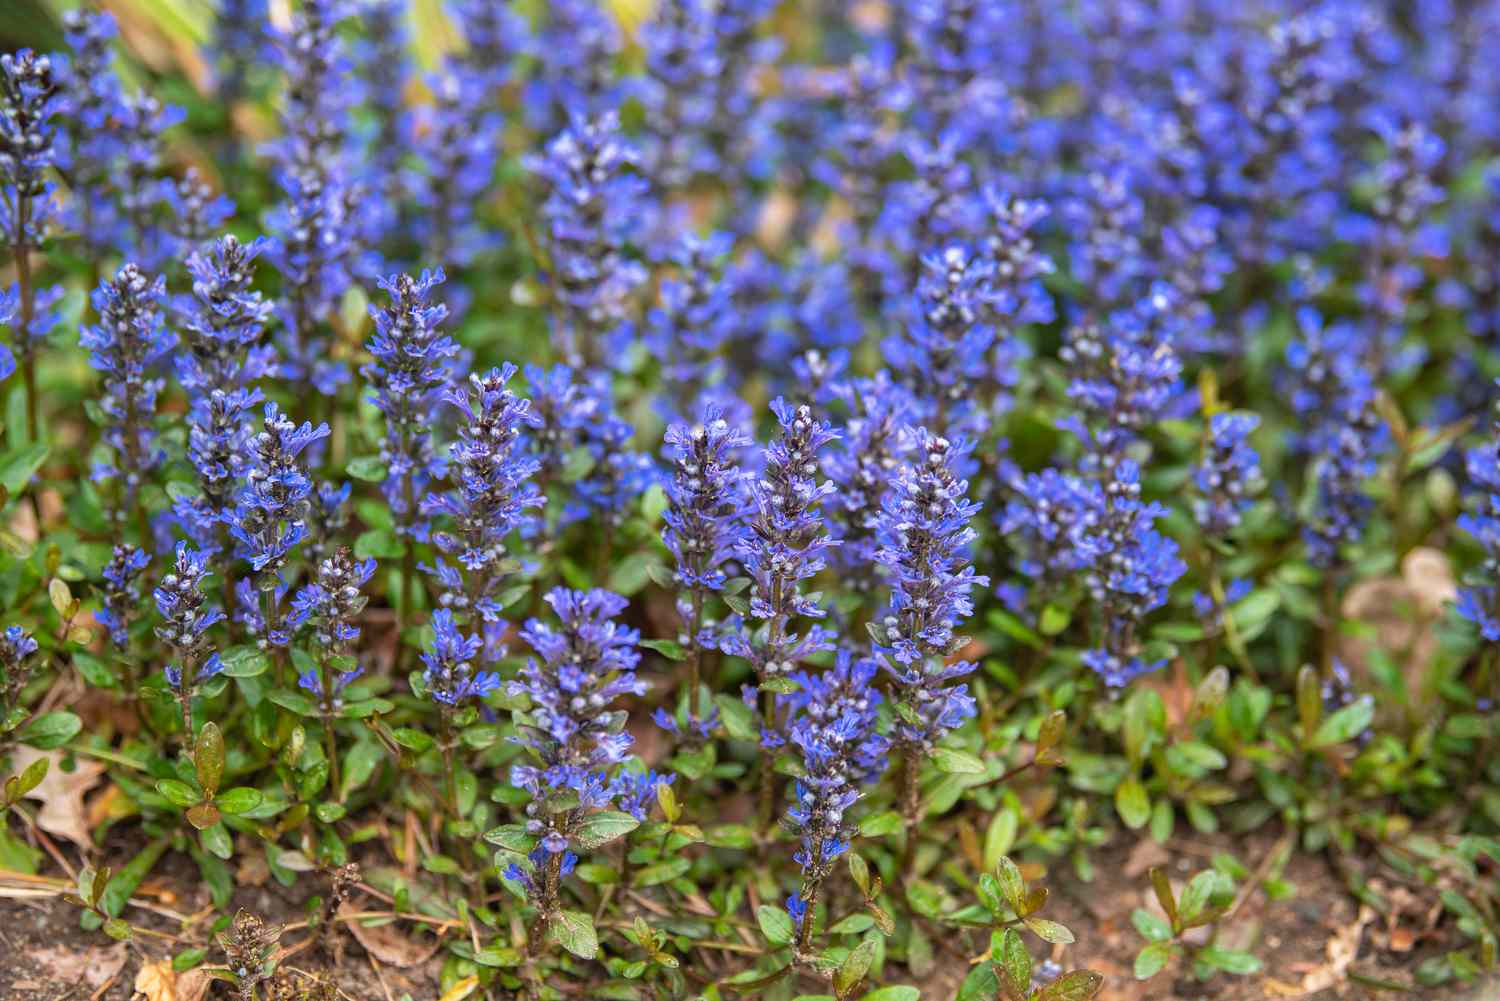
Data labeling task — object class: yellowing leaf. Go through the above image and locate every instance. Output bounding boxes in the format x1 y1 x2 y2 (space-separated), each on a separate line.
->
439 975 480 1001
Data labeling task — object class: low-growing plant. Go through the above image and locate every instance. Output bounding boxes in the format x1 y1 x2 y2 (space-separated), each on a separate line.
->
0 1 1498 998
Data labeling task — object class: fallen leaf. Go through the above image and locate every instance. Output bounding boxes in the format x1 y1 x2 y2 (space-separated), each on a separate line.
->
439 975 480 1001
31 942 127 990
235 847 271 888
1123 838 1170 878
340 902 444 968
134 959 177 1001
10 746 107 848
176 968 213 1001
1401 547 1456 617
1297 904 1375 993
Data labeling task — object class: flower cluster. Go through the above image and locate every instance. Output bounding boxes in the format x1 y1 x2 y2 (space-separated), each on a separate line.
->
725 400 839 689
0 625 39 713
781 651 888 928
1193 413 1263 536
263 0 357 395
228 404 330 579
423 365 543 628
662 406 749 645
1082 463 1187 688
364 270 461 542
80 263 173 511
96 544 150 649
525 112 649 367
154 543 223 691
1458 396 1500 640
420 608 497 707
875 432 988 748
507 588 649 866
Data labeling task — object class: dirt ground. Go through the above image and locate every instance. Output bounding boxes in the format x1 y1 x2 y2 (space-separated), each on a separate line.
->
1 826 1496 1000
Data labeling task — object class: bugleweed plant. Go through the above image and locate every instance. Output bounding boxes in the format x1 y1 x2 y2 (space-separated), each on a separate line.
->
1 1 1498 999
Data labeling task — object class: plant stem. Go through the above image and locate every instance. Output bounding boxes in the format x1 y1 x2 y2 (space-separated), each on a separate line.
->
13 198 39 446
438 707 459 818
899 747 921 876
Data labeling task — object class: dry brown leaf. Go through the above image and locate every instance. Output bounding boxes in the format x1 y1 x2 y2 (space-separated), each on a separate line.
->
1297 903 1375 993
31 942 127 990
176 968 213 1001
10 746 107 848
134 959 177 1001
1122 838 1170 878
1401 546 1457 616
340 902 444 968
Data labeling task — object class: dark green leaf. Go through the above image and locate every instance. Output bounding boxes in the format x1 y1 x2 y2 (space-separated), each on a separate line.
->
834 937 877 998
215 787 264 815
550 910 598 959
195 722 224 796
1134 941 1175 980
18 712 82 750
932 747 986 774
1034 971 1104 1001
1310 696 1375 748
757 904 794 946
574 810 640 850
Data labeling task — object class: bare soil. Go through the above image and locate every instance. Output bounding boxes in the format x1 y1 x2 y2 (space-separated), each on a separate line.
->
2 825 1496 1000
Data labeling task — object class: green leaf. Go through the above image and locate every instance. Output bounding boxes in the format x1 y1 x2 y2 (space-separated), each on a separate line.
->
195 722 224 796
1035 710 1067 763
846 852 870 896
639 638 687 661
1131 908 1172 943
354 528 406 560
859 988 919 1001
995 855 1025 912
983 808 1018 871
17 712 82 750
71 651 119 688
1150 868 1177 928
714 694 757 741
1134 941 1175 980
1038 603 1071 636
956 963 999 1001
268 690 318 716
1023 917 1075 944
215 787 264 815
1164 741 1226 774
1296 665 1322 738
633 858 691 887
219 646 271 678
391 726 434 752
574 811 640 849
834 937 877 998
931 747 985 774
1310 695 1375 748
172 947 208 972
757 903 795 946
858 811 903 838
483 824 535 854
549 910 598 960
156 779 201 809
1115 778 1151 829
705 823 756 849
1033 971 1105 1001
102 917 133 942
5 755 49 804
346 456 388 482
88 839 168 923
1228 589 1279 640
996 928 1030 998
1198 947 1261 975
0 443 49 495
